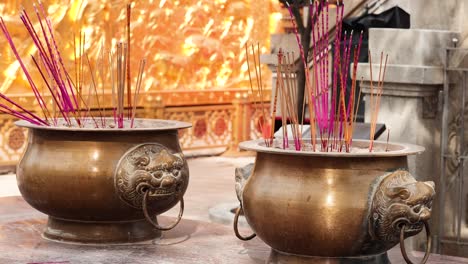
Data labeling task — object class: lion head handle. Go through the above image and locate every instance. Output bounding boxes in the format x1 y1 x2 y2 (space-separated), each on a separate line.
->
115 143 186 209
367 170 435 251
235 163 254 206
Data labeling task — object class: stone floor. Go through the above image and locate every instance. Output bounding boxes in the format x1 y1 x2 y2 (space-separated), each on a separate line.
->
0 172 19 197
1 156 468 263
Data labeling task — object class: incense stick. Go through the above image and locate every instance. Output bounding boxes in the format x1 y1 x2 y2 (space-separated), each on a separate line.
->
131 58 146 128
126 3 132 119
0 1 147 129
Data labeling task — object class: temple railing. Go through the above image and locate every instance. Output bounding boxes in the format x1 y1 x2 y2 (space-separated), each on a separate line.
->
0 89 270 167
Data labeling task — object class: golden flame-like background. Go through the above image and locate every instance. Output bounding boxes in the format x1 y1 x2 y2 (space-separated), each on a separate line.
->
0 0 282 96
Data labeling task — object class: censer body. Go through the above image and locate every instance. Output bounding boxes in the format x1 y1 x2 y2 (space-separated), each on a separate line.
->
235 140 435 263
16 119 190 244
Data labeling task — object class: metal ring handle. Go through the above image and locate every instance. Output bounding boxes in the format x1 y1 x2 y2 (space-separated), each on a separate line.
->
142 190 184 231
399 220 431 264
233 206 256 241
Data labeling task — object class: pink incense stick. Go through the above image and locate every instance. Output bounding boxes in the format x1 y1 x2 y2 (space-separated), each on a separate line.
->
317 0 327 138
31 55 69 122
310 1 323 138
40 1 79 113
323 1 330 145
21 8 72 124
329 3 343 146
286 2 317 149
2 16 49 120
0 18 49 126
33 4 74 113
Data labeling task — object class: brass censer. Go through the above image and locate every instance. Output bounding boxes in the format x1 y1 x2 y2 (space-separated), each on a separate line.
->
234 139 435 264
16 118 191 244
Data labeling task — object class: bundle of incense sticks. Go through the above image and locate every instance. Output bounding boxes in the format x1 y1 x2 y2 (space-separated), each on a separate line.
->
0 2 146 129
368 51 388 152
245 42 271 146
260 0 388 153
275 49 302 151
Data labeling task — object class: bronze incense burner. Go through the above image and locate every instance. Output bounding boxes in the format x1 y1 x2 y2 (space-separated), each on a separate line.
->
16 118 191 244
235 139 435 264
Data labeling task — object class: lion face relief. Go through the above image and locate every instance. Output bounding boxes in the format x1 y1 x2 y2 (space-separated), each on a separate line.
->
235 163 254 206
115 143 186 209
368 170 435 248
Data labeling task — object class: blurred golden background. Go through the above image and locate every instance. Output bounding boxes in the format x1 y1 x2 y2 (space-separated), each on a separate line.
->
0 0 282 95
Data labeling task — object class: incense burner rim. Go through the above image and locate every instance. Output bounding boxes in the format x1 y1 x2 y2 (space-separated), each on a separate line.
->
15 118 192 132
239 139 424 157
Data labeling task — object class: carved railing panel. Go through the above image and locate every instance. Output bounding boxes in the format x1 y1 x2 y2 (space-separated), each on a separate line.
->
163 105 234 150
0 117 27 166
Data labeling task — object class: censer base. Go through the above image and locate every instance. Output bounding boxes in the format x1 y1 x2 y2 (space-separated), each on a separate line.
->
43 217 161 244
267 250 390 264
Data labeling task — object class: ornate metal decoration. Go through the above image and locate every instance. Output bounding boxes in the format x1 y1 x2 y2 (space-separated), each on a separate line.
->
367 170 435 248
115 143 185 209
235 163 253 206
233 163 256 241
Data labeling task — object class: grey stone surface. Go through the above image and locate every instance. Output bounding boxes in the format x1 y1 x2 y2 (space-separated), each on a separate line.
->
358 64 444 86
370 0 468 73
362 91 439 180
374 0 464 32
357 6 451 186
269 34 300 58
366 28 459 67
208 202 251 228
